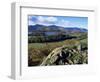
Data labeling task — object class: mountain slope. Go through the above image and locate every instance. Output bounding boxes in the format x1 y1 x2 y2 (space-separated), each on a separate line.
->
28 24 88 33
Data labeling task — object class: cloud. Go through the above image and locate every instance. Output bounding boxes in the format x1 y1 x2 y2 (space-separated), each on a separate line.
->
57 20 85 28
28 16 37 25
28 16 87 29
36 16 57 25
37 16 44 22
28 16 75 27
46 17 57 22
57 20 71 27
28 20 36 25
28 16 58 26
37 16 57 22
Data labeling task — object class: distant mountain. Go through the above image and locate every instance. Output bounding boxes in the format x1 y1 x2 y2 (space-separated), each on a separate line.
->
64 27 87 33
28 24 45 31
28 24 87 33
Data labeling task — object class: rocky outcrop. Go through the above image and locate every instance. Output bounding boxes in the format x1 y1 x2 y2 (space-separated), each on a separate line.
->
40 44 88 66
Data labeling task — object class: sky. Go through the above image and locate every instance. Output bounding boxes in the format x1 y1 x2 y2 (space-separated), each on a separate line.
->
28 15 88 29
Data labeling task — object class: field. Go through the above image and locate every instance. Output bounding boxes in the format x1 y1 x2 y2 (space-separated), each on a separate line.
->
28 33 88 66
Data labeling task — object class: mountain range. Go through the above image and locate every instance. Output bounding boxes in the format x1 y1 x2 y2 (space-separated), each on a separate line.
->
28 24 88 33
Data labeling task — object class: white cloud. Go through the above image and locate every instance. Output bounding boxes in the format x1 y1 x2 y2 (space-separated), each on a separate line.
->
28 16 72 27
37 16 57 23
35 16 58 26
56 20 85 28
46 17 57 22
28 20 36 25
28 16 37 25
56 20 71 27
28 16 86 28
37 16 44 22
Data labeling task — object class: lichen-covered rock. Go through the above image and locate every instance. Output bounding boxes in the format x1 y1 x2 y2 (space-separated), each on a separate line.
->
40 44 88 66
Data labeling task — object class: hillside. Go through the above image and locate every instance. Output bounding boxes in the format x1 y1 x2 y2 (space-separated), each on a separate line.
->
28 24 88 34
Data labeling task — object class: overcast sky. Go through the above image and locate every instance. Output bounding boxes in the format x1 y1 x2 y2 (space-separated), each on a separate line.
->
28 15 88 29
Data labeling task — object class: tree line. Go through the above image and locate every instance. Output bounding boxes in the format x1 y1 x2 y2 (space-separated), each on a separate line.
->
28 33 77 43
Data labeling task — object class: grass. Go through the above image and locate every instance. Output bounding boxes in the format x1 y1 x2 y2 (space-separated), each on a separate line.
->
28 33 88 66
28 39 80 49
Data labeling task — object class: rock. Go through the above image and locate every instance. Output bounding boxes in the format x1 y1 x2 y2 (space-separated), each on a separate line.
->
40 44 88 66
